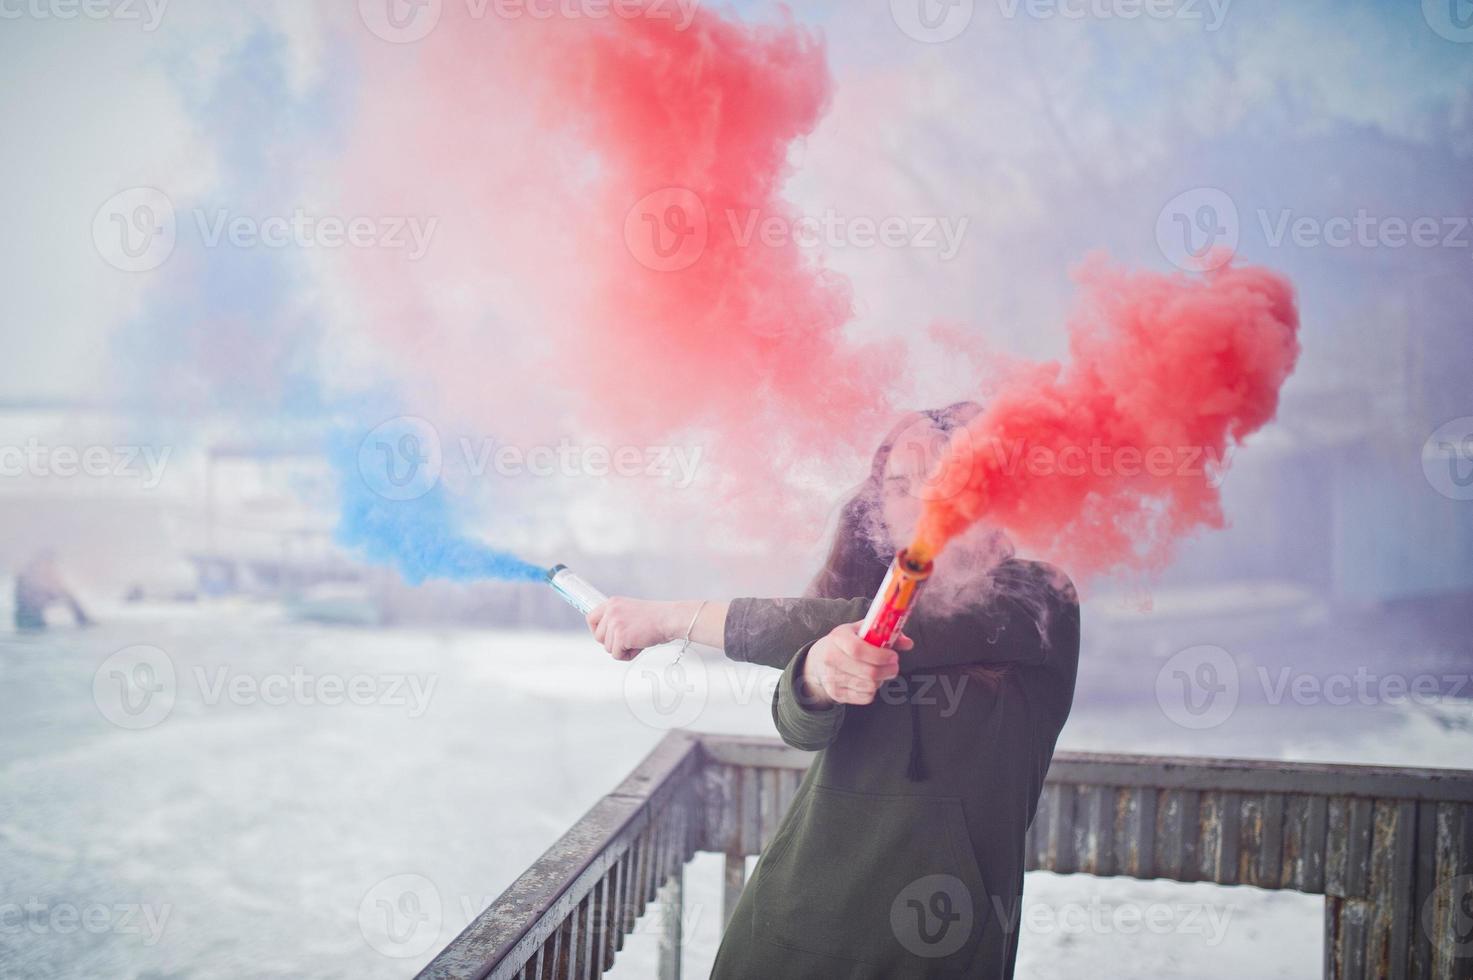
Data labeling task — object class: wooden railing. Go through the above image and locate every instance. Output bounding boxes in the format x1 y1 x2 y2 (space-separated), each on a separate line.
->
418 732 1473 980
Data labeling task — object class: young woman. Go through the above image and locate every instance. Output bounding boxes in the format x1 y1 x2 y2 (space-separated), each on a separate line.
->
587 405 1080 978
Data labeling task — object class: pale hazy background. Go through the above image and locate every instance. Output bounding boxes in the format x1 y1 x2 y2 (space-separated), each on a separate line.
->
2 1 1470 977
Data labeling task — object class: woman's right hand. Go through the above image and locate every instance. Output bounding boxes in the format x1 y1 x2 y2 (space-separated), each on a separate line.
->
586 597 685 662
799 622 909 708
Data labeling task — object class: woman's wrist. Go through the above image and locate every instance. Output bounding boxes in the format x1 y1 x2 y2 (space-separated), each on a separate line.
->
665 600 701 644
798 646 836 709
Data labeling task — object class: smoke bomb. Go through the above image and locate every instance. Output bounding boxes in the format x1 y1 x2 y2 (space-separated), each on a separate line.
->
546 563 609 616
858 549 933 649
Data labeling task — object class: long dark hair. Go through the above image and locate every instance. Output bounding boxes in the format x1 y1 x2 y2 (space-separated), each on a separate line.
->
806 401 987 601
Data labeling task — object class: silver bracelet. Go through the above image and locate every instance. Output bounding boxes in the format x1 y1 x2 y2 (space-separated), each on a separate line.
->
676 600 707 663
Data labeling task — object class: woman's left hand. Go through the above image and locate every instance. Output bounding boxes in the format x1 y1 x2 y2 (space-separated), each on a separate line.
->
800 621 911 708
586 597 684 661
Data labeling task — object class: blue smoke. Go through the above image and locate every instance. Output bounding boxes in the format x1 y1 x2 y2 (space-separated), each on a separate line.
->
329 422 545 585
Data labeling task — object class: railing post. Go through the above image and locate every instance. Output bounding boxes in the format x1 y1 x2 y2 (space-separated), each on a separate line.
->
589 864 618 974
723 852 746 927
1325 896 1370 979
657 866 683 980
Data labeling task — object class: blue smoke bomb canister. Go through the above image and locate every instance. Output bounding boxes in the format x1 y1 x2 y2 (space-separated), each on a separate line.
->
545 564 609 616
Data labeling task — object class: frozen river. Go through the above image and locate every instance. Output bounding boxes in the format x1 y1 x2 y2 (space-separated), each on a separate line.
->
2 605 1468 979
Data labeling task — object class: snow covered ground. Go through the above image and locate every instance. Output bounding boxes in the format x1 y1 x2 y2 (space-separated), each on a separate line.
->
1 609 1468 978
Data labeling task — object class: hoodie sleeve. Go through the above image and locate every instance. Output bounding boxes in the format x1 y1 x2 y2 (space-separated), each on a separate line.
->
724 561 1079 679
902 561 1078 675
724 596 869 670
1034 577 1082 726
772 641 847 750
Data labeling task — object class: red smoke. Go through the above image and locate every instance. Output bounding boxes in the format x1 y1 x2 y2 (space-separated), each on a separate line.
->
341 9 900 533
342 9 1301 575
914 257 1300 579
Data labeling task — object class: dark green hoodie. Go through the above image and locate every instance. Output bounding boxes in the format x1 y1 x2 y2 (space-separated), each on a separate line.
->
709 559 1080 979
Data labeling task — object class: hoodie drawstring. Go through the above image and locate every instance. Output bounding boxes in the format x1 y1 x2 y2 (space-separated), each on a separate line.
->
906 699 928 782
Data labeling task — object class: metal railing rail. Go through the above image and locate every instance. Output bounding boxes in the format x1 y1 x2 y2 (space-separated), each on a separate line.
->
419 732 1473 980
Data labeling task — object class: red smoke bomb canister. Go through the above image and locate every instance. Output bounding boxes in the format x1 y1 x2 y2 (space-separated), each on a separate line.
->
858 549 934 649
